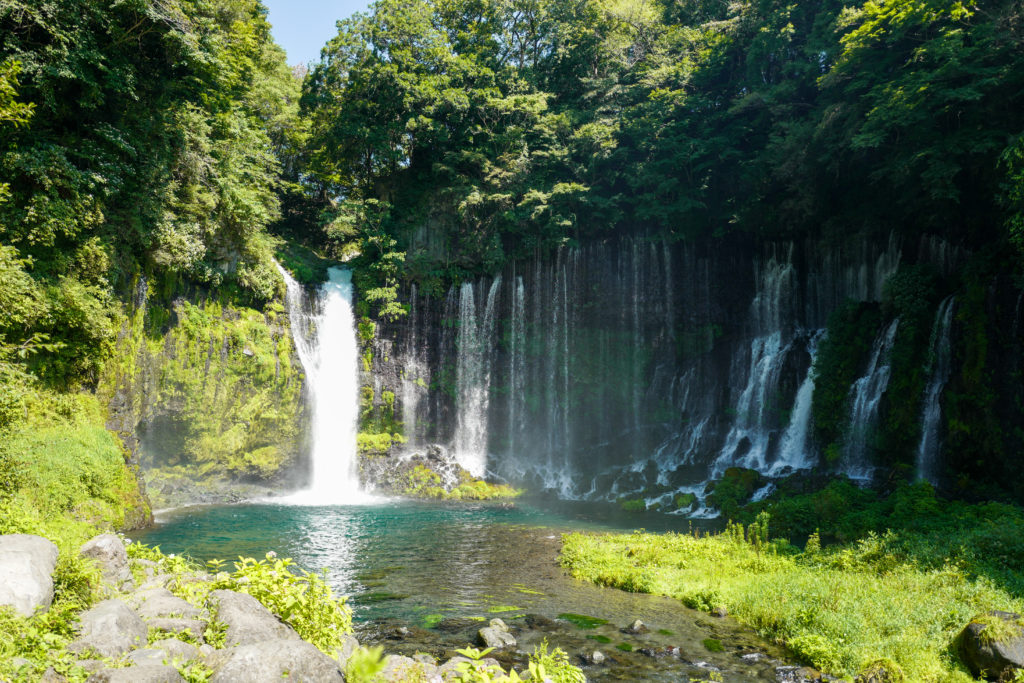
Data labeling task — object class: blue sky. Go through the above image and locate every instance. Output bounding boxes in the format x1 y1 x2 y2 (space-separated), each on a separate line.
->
264 0 372 66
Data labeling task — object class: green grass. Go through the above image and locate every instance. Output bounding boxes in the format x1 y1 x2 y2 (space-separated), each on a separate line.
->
561 522 1024 681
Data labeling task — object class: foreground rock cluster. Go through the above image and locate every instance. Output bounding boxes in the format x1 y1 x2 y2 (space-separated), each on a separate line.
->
0 533 540 682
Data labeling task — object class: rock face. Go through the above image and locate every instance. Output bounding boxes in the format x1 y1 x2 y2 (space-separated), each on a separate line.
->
209 589 300 646
0 534 59 617
80 534 133 588
69 599 148 657
960 611 1024 680
209 639 344 683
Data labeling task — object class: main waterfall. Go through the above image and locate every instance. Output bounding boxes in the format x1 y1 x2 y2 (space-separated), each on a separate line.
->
278 265 365 504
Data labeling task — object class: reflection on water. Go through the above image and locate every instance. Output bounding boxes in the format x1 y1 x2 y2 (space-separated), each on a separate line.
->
135 500 784 682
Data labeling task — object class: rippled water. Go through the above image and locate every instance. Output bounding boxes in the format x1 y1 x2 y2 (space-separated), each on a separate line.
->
133 499 789 681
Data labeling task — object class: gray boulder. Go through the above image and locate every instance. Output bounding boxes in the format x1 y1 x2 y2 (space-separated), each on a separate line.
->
86 665 184 682
208 589 299 646
379 654 442 682
68 599 147 658
150 638 201 663
960 611 1024 680
209 639 343 682
478 618 516 649
131 587 203 620
335 633 360 669
147 617 206 642
0 534 59 616
79 534 133 588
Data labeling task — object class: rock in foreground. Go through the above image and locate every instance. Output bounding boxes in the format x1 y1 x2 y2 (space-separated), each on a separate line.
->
960 611 1024 680
0 534 59 617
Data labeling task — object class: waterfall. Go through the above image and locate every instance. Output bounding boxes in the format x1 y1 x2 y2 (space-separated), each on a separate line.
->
277 264 364 504
843 318 900 480
399 284 427 449
770 331 824 474
712 248 797 476
453 277 501 476
916 297 955 486
508 276 526 457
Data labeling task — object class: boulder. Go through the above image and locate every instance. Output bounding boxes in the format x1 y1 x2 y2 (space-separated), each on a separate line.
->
150 637 201 663
335 633 360 668
775 665 824 682
589 650 606 665
960 611 1024 680
0 534 59 616
40 667 66 683
379 654 442 682
68 599 147 658
79 535 133 588
86 665 184 682
208 589 299 646
209 639 343 682
478 618 516 649
126 649 173 666
146 617 206 642
623 618 648 634
131 587 203 620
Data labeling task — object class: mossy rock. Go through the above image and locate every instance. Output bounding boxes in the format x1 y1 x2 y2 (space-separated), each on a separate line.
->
855 658 905 683
618 497 646 513
706 468 765 518
959 611 1024 680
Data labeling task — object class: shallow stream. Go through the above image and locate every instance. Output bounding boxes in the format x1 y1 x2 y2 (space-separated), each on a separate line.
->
133 499 790 681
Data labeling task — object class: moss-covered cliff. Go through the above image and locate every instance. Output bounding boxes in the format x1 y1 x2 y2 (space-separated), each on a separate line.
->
100 276 308 506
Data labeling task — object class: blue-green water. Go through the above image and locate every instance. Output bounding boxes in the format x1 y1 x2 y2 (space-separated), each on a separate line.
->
132 499 784 681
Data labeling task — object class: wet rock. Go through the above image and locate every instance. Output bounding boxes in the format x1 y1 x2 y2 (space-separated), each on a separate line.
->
86 665 184 682
711 606 729 618
208 639 343 682
131 587 203 620
148 618 206 642
623 619 648 634
638 646 679 659
523 614 558 631
79 534 133 589
0 534 59 616
478 618 517 649
68 599 147 658
208 589 299 646
435 617 481 633
589 650 606 665
960 611 1024 680
775 665 824 682
385 625 412 639
740 652 768 663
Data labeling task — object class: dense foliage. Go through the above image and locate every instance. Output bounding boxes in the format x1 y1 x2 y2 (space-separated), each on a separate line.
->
298 0 1024 293
0 0 301 392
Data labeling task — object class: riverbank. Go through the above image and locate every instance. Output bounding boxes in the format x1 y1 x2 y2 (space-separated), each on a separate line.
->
560 494 1024 681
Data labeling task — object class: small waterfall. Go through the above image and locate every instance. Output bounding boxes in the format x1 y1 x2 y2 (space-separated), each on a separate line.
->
278 264 364 503
843 318 900 480
453 277 501 476
712 248 796 476
508 276 526 456
399 285 427 448
770 331 824 474
916 297 955 485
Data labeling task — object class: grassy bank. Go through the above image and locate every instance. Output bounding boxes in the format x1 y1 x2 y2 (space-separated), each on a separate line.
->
561 498 1024 681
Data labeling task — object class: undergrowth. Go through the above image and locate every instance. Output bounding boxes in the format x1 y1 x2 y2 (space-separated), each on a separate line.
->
561 508 1024 682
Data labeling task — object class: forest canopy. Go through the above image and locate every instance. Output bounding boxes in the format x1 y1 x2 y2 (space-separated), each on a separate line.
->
296 0 1024 297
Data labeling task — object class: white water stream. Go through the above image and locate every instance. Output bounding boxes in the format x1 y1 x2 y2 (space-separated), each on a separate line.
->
278 264 368 504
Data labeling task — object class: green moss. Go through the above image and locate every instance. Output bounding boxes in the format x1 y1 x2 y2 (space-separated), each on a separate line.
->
706 468 764 519
702 638 724 652
619 497 646 512
395 463 521 501
812 302 884 455
615 642 633 652
969 613 1024 646
586 634 612 644
557 613 609 629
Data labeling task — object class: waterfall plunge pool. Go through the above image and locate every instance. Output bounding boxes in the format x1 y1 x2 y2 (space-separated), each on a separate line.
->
133 499 791 681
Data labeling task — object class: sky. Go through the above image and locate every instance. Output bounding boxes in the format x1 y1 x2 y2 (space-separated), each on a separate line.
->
263 0 372 66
